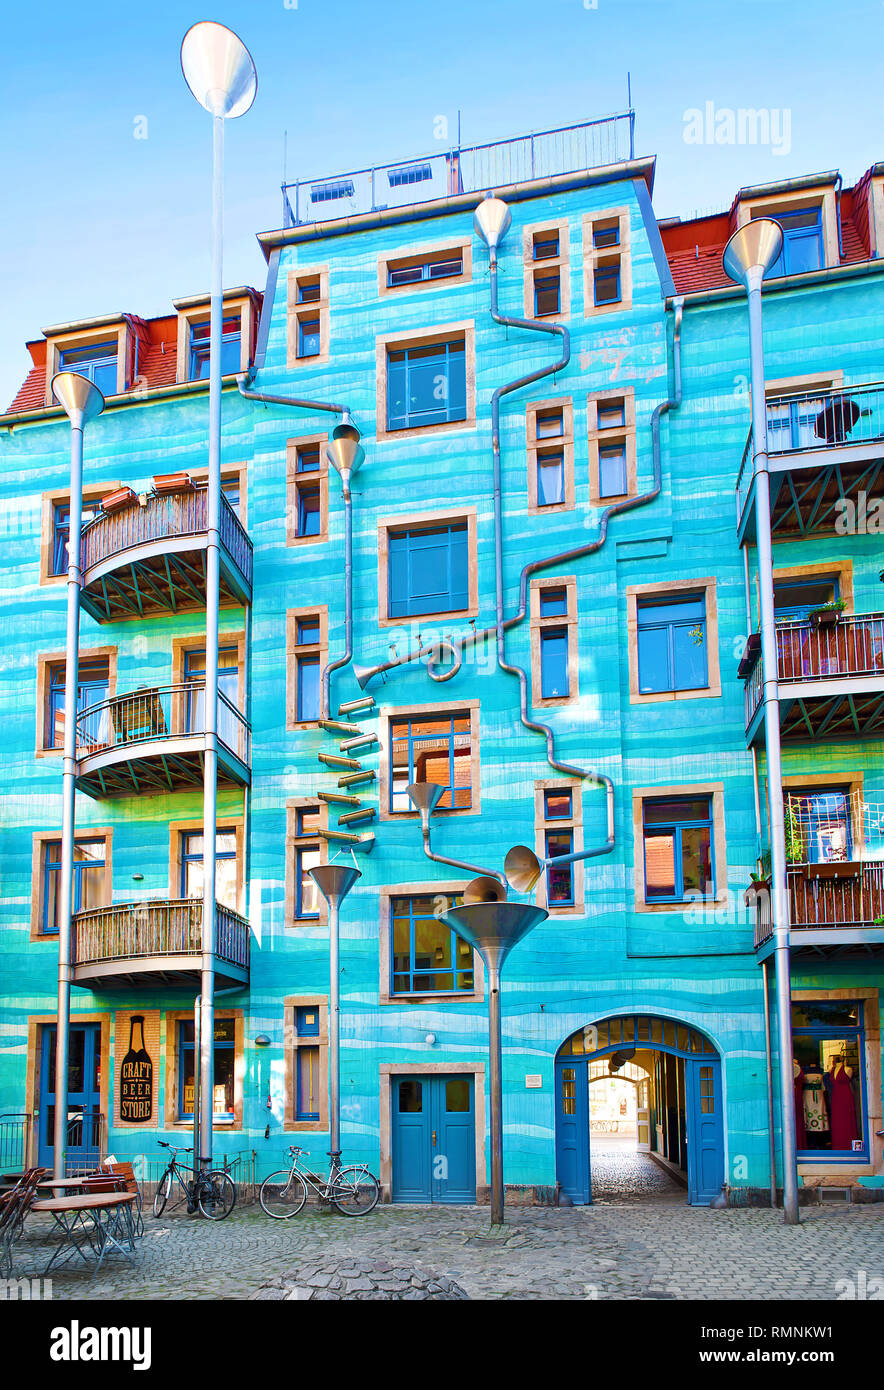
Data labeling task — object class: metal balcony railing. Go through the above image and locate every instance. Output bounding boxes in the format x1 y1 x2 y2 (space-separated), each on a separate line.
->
744 613 884 725
80 487 252 587
75 683 250 768
281 112 635 226
753 863 884 947
73 899 251 972
735 381 884 523
0 1114 31 1173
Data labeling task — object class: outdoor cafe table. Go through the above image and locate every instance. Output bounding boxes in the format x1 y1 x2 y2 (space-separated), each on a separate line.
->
30 1192 139 1276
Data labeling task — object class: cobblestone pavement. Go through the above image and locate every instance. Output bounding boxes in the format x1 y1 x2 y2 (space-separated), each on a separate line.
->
11 1187 884 1301
590 1138 683 1201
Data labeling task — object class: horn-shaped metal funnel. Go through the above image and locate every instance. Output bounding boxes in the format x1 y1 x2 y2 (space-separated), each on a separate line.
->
351 662 374 691
473 194 512 252
462 875 507 905
504 844 544 894
51 372 105 430
181 21 257 118
326 421 365 492
308 862 361 908
407 781 445 822
444 900 548 977
723 219 783 287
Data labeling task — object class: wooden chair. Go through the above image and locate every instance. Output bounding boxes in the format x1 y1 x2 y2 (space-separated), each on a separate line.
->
0 1167 47 1278
99 1160 144 1238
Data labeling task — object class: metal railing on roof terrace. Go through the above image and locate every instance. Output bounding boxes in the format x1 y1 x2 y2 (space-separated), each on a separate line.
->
281 112 636 227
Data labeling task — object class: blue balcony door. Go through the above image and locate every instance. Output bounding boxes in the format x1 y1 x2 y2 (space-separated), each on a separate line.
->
38 1023 102 1171
391 1075 476 1203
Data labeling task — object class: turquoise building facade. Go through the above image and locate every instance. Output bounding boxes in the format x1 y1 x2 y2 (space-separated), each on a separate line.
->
1 132 882 1205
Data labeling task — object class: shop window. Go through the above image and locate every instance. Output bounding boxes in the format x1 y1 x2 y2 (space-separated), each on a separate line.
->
178 1018 235 1120
390 893 473 996
791 1001 867 1159
642 796 714 904
637 594 708 694
389 711 473 813
388 522 468 618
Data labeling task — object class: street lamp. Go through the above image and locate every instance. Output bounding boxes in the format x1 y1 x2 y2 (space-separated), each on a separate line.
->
445 883 547 1225
181 21 256 1175
50 371 104 1178
308 862 362 1160
723 219 800 1226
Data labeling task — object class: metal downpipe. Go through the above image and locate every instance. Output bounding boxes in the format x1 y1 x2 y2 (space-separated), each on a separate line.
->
417 806 506 886
322 479 352 719
236 372 346 417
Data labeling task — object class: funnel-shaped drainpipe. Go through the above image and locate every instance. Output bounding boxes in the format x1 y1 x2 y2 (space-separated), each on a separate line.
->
503 775 616 894
323 422 365 718
407 783 506 886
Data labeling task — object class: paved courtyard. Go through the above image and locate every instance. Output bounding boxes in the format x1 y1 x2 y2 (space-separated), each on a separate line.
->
10 1151 884 1301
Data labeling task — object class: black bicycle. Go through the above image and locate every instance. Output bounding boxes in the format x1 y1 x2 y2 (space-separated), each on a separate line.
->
153 1141 236 1221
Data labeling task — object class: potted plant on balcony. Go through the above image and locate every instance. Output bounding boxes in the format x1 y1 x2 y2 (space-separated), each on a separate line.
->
808 599 846 629
100 486 138 513
152 472 195 496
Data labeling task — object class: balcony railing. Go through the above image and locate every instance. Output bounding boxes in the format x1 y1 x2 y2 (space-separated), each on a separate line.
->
281 112 635 226
745 613 884 726
73 899 251 972
753 863 884 948
735 381 884 522
80 487 252 588
75 683 250 768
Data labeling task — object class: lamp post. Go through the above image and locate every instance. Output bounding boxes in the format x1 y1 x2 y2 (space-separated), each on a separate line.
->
445 885 548 1225
308 863 361 1158
181 21 256 1174
50 371 105 1178
724 219 799 1226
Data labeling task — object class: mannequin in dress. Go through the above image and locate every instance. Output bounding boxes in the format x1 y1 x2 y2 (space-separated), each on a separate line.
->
826 1054 859 1150
803 1062 828 1145
793 1059 807 1149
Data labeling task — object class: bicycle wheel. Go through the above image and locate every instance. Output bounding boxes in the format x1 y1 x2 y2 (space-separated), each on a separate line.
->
153 1168 172 1217
197 1170 236 1220
332 1166 380 1216
260 1169 308 1219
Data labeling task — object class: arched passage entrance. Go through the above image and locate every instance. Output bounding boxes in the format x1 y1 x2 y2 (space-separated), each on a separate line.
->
555 1014 725 1206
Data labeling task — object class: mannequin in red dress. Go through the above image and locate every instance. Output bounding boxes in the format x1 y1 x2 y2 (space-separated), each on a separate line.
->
793 1060 807 1149
828 1060 859 1150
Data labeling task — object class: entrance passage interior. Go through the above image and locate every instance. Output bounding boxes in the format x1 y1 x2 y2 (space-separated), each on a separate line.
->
391 1074 476 1204
37 1023 102 1172
555 1014 724 1206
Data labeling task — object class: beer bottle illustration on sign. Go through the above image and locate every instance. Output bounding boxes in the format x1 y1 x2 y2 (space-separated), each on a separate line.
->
120 1015 152 1122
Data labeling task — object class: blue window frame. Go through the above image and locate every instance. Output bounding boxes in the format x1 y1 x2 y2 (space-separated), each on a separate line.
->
180 828 237 910
391 893 473 995
297 655 320 722
594 264 621 306
296 1045 320 1120
387 339 466 431
296 617 321 645
387 254 463 287
599 441 627 498
51 501 98 577
536 408 564 439
390 712 472 813
537 450 565 506
593 224 620 249
388 523 468 618
791 1001 867 1160
188 317 241 380
298 318 321 358
183 647 238 739
221 479 240 517
597 398 626 430
295 807 320 919
758 208 823 279
534 273 560 316
773 576 839 621
46 659 109 750
533 233 559 260
539 588 568 618
544 789 572 820
296 445 320 473
297 485 320 537
786 788 852 864
642 796 714 903
42 839 105 936
540 628 569 699
178 1018 235 1120
546 829 574 906
58 341 118 396
297 281 321 303
295 1005 320 1036
636 594 708 694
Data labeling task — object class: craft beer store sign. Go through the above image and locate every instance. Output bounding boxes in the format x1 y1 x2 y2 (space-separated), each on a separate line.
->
115 1010 159 1126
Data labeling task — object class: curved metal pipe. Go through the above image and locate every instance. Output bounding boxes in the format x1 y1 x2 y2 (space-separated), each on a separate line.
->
236 370 346 417
413 798 506 886
354 637 462 689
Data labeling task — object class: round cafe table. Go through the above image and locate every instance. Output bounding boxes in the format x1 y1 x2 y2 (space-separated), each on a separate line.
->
30 1191 138 1276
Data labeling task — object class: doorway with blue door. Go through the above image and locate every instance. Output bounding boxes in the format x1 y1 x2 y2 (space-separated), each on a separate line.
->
555 1014 725 1206
391 1074 477 1203
37 1022 104 1172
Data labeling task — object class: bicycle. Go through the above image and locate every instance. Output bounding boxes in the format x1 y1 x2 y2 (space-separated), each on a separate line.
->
153 1141 236 1221
259 1146 380 1218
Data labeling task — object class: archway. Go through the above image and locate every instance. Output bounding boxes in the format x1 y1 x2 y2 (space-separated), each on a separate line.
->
555 1013 725 1206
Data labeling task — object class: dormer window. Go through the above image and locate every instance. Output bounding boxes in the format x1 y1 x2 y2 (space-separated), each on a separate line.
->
755 208 823 278
188 316 241 380
58 341 118 396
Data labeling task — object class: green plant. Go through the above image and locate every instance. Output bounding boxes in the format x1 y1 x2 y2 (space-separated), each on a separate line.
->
808 599 846 619
873 915 884 926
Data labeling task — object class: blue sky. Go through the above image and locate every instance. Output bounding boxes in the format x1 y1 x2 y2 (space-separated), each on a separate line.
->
2 0 882 405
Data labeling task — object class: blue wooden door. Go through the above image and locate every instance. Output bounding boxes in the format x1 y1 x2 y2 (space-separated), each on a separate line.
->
686 1057 725 1205
38 1024 102 1171
555 1059 591 1204
392 1075 476 1203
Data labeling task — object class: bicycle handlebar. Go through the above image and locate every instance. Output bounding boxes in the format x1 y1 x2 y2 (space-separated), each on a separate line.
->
157 1140 193 1153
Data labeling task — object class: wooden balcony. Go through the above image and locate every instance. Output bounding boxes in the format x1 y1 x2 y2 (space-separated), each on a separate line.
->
752 863 884 960
79 488 252 623
72 899 250 989
75 683 250 798
736 382 884 544
744 613 884 744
